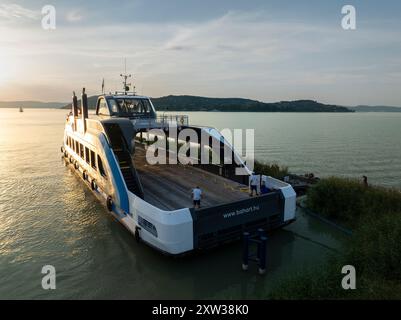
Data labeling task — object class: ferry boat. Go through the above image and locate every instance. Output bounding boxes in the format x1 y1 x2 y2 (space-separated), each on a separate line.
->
61 81 296 255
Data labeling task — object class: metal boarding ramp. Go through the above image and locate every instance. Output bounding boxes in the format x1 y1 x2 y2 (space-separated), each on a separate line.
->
191 192 285 250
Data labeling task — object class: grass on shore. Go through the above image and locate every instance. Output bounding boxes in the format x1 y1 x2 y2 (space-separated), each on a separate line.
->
306 177 401 229
269 177 401 299
254 160 289 179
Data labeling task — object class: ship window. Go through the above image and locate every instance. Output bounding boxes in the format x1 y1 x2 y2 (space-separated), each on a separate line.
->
90 150 96 169
85 147 90 164
75 140 79 154
80 143 84 158
113 98 153 117
98 155 106 177
108 99 119 114
98 98 110 116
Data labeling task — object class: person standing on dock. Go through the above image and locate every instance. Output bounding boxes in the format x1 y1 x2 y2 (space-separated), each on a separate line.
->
249 172 259 197
192 186 202 209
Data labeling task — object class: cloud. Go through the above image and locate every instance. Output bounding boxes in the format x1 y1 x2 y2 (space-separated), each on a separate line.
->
66 10 83 22
1 9 401 105
0 3 39 20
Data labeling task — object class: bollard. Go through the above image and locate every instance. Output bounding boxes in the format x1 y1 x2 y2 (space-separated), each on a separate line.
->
242 232 250 271
257 228 265 259
242 229 268 274
258 236 267 275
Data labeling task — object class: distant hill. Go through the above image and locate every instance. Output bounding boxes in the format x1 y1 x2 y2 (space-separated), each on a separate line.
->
0 101 67 109
152 95 353 112
62 95 354 112
4 96 400 113
349 105 401 112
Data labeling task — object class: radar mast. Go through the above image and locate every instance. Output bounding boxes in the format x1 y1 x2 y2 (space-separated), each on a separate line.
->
120 58 134 95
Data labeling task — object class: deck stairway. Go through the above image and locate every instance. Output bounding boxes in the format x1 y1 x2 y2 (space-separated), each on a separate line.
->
103 123 145 199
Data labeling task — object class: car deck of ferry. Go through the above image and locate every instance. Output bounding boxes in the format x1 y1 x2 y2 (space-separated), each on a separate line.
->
133 145 250 210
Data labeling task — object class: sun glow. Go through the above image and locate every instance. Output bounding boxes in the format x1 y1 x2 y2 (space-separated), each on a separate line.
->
0 55 14 85
0 48 19 85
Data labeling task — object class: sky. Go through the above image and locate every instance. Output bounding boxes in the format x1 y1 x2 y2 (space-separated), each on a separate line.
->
0 0 401 106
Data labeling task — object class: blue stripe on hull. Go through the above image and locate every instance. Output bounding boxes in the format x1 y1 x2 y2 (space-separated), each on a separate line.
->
99 134 130 214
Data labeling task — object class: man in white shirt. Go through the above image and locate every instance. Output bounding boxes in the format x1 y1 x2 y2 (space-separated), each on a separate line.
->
192 186 202 209
249 172 259 197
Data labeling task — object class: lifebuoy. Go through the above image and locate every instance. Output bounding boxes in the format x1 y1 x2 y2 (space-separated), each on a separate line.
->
91 179 97 191
106 196 113 211
69 156 73 163
74 161 79 170
60 146 64 153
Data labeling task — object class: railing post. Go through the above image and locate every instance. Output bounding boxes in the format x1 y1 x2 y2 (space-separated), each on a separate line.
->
257 228 265 259
242 232 250 271
258 236 267 275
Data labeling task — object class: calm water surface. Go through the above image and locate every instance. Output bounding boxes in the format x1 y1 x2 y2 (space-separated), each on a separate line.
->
169 111 401 188
1 108 399 299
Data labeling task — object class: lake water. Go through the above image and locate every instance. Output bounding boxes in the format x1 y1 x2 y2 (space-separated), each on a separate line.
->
0 108 399 299
169 111 401 189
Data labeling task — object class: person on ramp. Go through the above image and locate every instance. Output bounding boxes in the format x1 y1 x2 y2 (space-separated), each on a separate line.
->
192 186 202 209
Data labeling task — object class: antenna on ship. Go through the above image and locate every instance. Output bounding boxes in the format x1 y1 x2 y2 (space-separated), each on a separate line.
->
120 58 132 95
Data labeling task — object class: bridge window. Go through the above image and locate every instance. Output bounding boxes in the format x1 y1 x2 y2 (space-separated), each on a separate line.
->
108 99 119 114
98 155 106 177
112 98 153 117
98 98 110 116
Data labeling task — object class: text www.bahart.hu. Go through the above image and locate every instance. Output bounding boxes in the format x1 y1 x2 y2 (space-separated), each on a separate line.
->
223 206 260 218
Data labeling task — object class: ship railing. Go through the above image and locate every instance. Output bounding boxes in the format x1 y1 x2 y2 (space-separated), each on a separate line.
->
155 114 189 127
